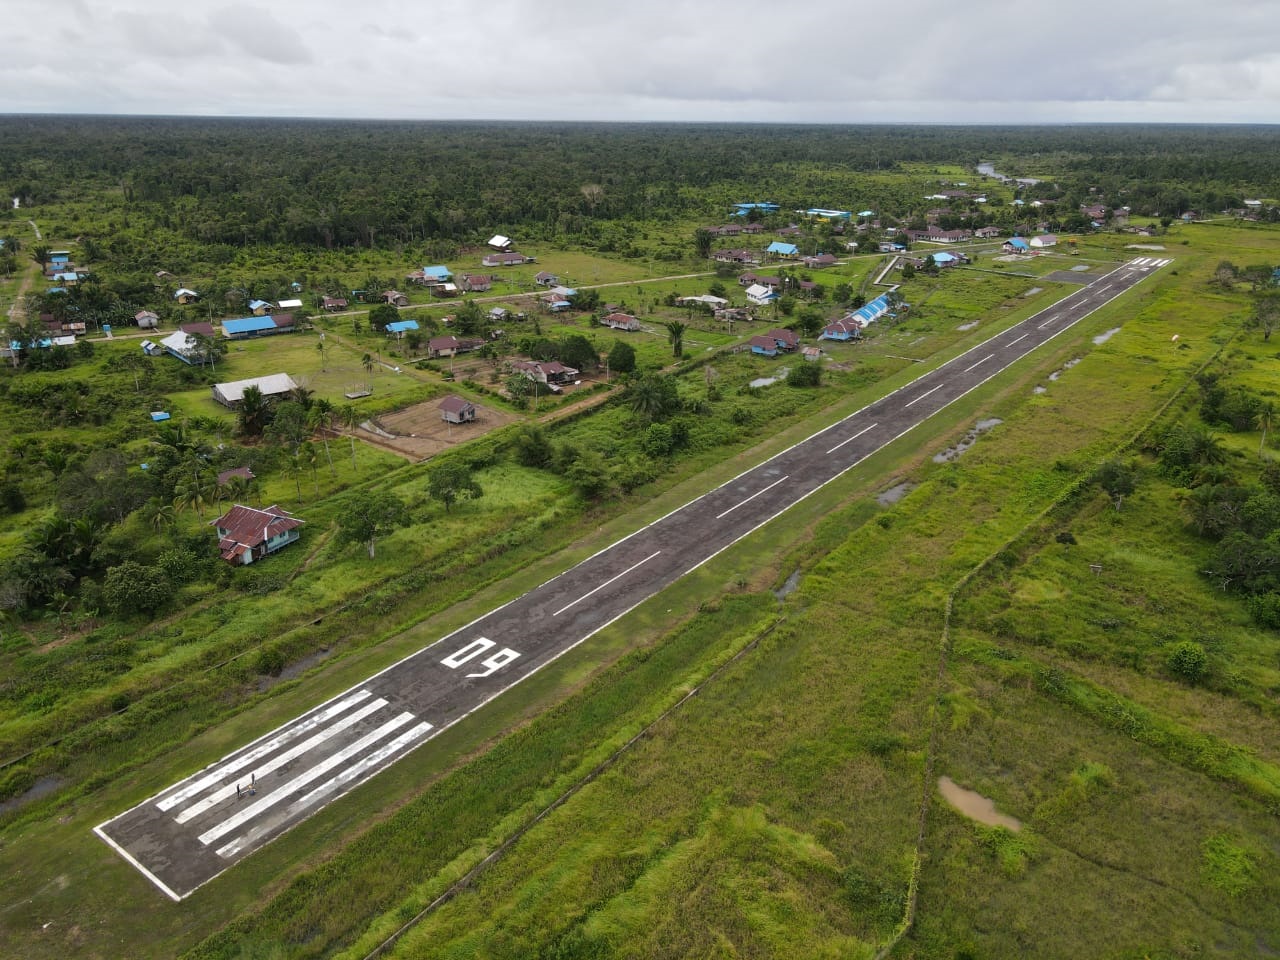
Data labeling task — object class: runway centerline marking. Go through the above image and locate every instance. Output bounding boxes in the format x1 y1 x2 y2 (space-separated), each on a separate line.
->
1007 333 1029 346
552 551 661 617
905 383 945 408
963 354 994 373
715 475 789 520
826 422 878 456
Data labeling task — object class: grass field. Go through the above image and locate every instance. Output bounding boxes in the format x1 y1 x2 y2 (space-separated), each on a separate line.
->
3 213 1280 958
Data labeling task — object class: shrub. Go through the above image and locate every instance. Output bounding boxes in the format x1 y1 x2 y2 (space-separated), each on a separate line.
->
787 362 822 388
1165 640 1208 684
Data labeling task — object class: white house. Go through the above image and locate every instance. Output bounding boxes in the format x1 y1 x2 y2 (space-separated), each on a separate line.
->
745 283 778 306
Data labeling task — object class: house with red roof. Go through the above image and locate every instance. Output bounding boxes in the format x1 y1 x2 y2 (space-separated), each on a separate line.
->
211 504 303 565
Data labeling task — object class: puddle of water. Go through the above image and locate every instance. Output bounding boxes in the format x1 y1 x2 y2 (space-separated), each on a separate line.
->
1092 328 1121 345
1125 243 1165 250
1047 357 1081 382
938 775 1022 831
773 568 802 600
1033 385 1047 394
932 418 1002 463
0 775 64 816
877 481 916 506
748 367 790 389
1023 287 1042 297
956 322 977 331
1070 264 1090 272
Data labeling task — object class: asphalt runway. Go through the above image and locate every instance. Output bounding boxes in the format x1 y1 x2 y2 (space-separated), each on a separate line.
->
97 256 1170 899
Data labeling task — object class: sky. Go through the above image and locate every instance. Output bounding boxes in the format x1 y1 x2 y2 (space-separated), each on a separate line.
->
6 0 1279 123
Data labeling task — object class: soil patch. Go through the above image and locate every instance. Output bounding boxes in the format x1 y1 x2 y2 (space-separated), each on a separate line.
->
364 397 520 461
938 775 1022 831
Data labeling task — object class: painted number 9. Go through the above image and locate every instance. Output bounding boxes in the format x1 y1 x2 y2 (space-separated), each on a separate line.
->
441 637 520 678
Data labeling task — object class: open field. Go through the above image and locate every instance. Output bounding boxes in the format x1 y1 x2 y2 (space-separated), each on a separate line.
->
4 120 1280 958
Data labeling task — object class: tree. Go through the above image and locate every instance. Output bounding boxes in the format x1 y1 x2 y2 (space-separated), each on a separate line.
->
505 372 532 407
427 459 483 512
1257 401 1276 458
335 404 362 467
336 491 409 559
514 425 554 468
309 399 337 476
189 332 225 371
694 228 714 259
362 353 376 390
608 340 636 375
1095 459 1137 511
1246 293 1280 342
454 299 485 336
664 320 687 359
102 561 168 616
237 385 270 439
31 245 50 271
626 373 680 422
559 334 599 372
316 337 328 371
369 303 400 333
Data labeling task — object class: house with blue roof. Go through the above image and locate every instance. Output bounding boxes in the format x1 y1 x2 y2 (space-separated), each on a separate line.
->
821 295 895 341
424 265 453 281
386 319 419 338
766 241 799 258
732 202 780 217
222 314 297 339
806 208 851 221
1002 238 1030 254
51 271 80 286
930 252 961 268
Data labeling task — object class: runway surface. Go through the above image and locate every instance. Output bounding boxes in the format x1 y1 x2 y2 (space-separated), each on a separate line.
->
97 257 1170 899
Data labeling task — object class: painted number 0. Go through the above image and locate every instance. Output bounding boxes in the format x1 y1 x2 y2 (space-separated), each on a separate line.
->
441 637 520 678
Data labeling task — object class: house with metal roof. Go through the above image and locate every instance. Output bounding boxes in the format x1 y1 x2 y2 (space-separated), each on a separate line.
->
821 294 894 340
766 241 799 257
248 299 273 315
222 315 294 339
1002 238 1031 254
211 373 299 407
1030 234 1058 248
386 319 419 337
159 330 202 363
749 335 779 357
745 283 778 306
174 288 199 304
211 504 303 565
439 395 477 424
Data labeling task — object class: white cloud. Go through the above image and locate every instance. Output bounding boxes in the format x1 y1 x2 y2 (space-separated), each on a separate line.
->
4 0 1277 121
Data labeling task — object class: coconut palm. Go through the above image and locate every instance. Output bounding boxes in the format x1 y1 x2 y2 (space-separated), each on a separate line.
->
1257 401 1276 458
309 399 337 476
339 404 361 468
664 320 687 359
362 353 376 390
237 385 270 438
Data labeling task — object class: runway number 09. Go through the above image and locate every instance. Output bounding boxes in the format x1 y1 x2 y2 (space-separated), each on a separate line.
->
441 637 520 678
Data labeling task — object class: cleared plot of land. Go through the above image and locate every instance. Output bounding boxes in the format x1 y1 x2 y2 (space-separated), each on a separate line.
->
366 398 519 460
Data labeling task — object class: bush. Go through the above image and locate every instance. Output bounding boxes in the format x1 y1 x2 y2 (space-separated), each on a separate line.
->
1165 640 1208 684
102 561 169 615
787 362 822 388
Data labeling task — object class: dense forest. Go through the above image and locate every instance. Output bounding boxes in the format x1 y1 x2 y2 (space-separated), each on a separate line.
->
2 119 1278 256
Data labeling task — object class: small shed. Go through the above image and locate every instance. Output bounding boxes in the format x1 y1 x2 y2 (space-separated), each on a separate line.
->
439 395 477 424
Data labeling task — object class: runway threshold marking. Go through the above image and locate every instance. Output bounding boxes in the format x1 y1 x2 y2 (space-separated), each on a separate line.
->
156 690 374 812
715 475 789 520
197 712 420 847
826 422 878 456
172 697 390 824
905 383 945 408
963 354 994 373
552 551 662 617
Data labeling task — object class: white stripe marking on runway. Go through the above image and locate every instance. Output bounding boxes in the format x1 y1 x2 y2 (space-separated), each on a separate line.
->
197 712 416 847
905 383 945 408
715 475 789 520
214 721 434 859
963 354 994 373
156 690 373 812
173 697 389 824
1007 333 1028 346
552 551 661 617
826 422 878 455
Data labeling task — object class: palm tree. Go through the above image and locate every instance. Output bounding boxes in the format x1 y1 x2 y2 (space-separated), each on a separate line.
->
316 337 327 371
362 353 376 390
173 481 209 519
664 320 687 359
237 385 270 438
31 245 50 272
309 399 337 477
339 404 361 468
302 441 321 497
1257 401 1275 458
146 501 176 533
223 474 256 507
1188 426 1227 466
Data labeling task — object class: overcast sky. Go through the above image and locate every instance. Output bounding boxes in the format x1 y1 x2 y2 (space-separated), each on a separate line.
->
6 0 1278 123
